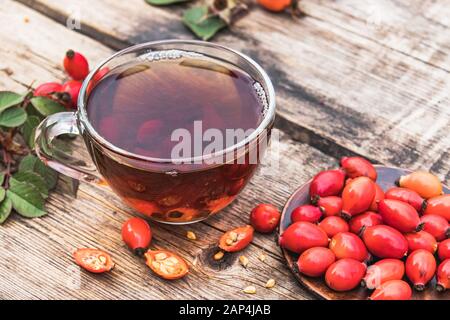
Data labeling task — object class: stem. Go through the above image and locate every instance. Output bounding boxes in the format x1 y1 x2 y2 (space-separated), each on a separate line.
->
1 148 13 189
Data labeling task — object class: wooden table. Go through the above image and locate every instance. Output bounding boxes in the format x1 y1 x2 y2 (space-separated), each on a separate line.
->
0 0 449 300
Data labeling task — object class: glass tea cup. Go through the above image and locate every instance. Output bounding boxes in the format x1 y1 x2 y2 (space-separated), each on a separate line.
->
35 40 276 224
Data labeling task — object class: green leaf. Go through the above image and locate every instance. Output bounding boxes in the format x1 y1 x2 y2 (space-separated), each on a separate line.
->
0 187 5 202
22 115 41 148
11 172 48 199
145 0 191 5
182 6 227 41
0 106 27 127
7 181 46 218
0 173 4 185
34 159 58 190
19 154 38 172
18 154 58 190
0 197 13 224
30 97 65 116
0 91 24 112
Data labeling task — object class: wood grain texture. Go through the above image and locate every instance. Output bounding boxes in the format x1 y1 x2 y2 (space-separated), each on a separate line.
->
14 0 450 183
0 0 340 299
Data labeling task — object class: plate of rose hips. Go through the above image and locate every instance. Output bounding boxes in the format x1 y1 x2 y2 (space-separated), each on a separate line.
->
278 157 450 300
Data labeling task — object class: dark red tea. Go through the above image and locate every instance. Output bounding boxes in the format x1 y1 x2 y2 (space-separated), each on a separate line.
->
86 52 269 223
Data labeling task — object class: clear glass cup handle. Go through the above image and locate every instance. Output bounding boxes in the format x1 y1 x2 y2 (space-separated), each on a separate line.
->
34 112 104 184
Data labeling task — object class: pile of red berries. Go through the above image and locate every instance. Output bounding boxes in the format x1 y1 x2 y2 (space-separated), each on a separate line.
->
279 157 449 300
34 50 90 108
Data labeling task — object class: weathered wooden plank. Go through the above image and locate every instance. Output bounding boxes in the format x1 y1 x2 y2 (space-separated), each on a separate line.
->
0 0 339 299
16 0 450 182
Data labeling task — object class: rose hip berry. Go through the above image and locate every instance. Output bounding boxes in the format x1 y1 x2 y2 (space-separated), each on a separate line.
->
279 221 329 254
34 82 63 97
369 183 384 211
405 249 436 291
385 187 425 213
317 196 342 217
362 258 405 289
340 156 377 181
250 204 281 233
291 205 322 223
436 259 450 292
438 239 450 260
341 177 376 220
121 217 152 256
405 231 437 254
62 80 82 108
325 258 366 292
420 214 449 241
398 171 442 199
329 232 368 262
257 0 292 12
378 199 423 233
319 216 349 238
424 194 450 222
309 169 345 202
362 225 408 259
348 211 383 234
297 247 336 277
369 280 412 300
63 49 89 80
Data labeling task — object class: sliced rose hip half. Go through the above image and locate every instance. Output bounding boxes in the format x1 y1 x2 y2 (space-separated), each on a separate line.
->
145 249 189 280
309 169 345 201
340 156 377 181
317 196 342 217
250 204 281 233
73 248 114 273
348 211 383 234
378 199 423 233
291 205 322 223
385 187 425 213
219 225 254 252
